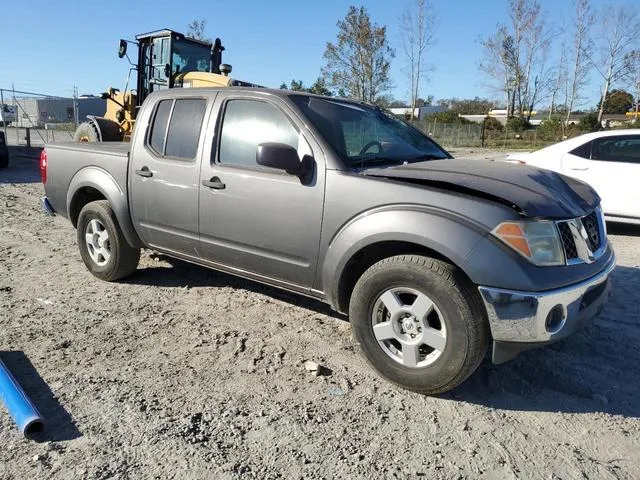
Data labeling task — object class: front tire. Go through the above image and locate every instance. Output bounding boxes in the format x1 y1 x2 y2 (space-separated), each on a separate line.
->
77 200 140 281
73 121 100 142
349 255 489 394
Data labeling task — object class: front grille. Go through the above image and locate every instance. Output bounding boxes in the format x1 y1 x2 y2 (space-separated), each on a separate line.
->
557 222 578 261
582 211 601 252
555 209 604 265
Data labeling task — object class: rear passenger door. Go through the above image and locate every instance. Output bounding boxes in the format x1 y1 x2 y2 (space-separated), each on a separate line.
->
563 134 640 218
130 95 211 256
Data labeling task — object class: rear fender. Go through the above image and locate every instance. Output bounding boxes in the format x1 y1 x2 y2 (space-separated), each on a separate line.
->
66 166 142 248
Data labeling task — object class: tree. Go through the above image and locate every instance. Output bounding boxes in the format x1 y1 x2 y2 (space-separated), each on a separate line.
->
439 97 494 115
322 6 395 103
599 89 634 114
399 0 437 120
548 36 568 119
565 0 593 122
186 19 212 43
479 0 553 121
591 6 640 122
278 78 333 96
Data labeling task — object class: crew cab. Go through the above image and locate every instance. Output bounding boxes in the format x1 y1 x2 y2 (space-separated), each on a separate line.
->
40 88 615 394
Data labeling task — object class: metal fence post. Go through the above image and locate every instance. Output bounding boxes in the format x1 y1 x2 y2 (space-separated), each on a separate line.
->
0 89 6 141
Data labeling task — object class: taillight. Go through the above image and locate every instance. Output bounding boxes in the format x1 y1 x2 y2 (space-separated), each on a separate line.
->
40 149 47 184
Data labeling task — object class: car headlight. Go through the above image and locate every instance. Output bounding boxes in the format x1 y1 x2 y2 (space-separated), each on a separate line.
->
492 220 564 266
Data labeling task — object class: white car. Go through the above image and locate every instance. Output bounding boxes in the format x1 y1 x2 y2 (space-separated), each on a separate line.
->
507 129 640 224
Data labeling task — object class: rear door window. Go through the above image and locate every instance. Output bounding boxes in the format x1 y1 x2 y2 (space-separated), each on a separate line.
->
147 98 207 160
165 99 207 159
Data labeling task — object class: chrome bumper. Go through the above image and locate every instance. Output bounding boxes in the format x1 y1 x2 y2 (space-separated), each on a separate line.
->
478 255 615 360
40 196 55 216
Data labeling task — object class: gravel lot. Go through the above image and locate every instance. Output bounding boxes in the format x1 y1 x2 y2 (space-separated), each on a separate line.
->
0 146 639 479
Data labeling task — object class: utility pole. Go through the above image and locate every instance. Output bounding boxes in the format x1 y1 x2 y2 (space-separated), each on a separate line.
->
12 83 17 143
72 85 79 126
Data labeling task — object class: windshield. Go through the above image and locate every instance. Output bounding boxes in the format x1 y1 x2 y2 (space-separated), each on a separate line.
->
290 95 450 168
172 38 211 75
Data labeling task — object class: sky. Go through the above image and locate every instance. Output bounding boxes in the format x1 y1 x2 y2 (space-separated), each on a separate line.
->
0 0 615 106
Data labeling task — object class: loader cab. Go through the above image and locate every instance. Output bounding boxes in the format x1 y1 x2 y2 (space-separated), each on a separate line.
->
134 29 222 106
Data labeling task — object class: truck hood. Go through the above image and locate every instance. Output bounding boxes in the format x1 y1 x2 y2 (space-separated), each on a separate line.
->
363 159 599 218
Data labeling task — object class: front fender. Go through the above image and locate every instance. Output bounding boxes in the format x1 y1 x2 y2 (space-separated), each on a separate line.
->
66 166 142 248
322 207 488 310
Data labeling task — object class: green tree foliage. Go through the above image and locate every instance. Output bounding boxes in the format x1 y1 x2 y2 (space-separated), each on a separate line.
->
322 6 394 103
278 78 333 96
438 97 494 115
186 20 212 43
536 118 563 141
599 89 634 114
579 112 601 132
423 111 473 124
506 116 531 132
483 116 504 132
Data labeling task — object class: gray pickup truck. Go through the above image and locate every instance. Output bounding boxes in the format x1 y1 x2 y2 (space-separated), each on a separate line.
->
41 88 615 394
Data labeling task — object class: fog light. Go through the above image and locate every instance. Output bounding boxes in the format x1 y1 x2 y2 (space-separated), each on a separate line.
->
545 305 565 333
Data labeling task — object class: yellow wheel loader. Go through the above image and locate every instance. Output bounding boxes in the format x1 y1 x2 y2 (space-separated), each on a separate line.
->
74 29 258 142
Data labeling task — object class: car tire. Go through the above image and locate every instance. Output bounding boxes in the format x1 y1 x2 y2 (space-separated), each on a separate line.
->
77 200 140 281
349 255 489 395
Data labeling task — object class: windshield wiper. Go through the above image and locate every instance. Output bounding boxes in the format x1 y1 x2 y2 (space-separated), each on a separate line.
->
403 154 447 161
351 156 407 168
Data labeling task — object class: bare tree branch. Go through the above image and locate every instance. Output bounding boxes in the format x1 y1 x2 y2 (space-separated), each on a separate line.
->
399 0 437 120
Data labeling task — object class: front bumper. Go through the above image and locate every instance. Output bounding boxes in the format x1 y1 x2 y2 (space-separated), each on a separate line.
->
478 253 615 363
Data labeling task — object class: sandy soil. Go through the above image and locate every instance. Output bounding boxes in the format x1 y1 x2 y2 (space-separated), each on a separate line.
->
0 147 638 479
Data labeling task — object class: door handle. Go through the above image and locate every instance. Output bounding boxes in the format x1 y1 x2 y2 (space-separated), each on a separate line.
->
135 166 153 177
568 167 589 171
202 177 226 189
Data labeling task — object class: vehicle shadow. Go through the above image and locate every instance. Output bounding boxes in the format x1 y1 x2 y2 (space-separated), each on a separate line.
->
0 146 42 184
125 254 346 321
0 351 82 442
446 265 640 417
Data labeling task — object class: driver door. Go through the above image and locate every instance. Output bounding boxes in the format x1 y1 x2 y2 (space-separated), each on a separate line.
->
198 93 325 287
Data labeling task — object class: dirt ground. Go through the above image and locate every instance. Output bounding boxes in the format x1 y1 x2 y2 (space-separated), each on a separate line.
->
0 146 638 479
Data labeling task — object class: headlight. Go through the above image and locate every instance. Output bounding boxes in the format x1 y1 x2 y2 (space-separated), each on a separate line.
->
492 220 564 266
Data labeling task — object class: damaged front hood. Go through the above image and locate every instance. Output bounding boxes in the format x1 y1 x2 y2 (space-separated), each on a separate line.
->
363 159 599 218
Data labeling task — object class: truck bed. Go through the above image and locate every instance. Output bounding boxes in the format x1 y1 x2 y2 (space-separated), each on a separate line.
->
44 141 130 219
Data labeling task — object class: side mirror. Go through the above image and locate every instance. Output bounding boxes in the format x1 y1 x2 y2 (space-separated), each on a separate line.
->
257 143 307 176
118 39 127 59
164 63 172 78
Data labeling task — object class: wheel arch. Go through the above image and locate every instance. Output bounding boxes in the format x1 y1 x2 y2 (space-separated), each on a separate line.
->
321 209 487 314
67 167 143 248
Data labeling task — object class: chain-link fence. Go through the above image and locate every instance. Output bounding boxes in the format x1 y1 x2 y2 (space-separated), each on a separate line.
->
413 120 551 149
410 118 594 150
0 86 107 147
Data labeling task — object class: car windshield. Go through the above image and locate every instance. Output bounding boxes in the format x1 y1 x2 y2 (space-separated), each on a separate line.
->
290 95 449 168
172 37 211 74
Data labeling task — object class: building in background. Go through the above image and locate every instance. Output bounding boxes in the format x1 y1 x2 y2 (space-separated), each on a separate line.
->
388 105 446 120
12 96 106 127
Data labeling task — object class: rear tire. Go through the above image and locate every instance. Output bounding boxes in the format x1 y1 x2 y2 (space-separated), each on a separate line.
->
349 255 489 395
77 200 140 281
73 121 99 142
